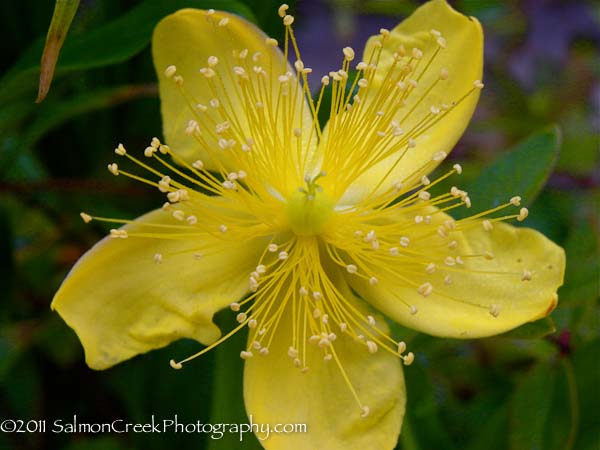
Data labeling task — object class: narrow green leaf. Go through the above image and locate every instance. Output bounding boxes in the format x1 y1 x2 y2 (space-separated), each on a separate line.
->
497 317 556 340
454 126 561 219
36 0 80 103
509 361 556 450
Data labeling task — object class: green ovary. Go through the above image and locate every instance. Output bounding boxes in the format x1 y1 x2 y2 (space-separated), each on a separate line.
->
286 189 334 236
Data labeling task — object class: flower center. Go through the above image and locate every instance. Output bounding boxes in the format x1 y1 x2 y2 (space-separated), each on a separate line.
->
286 172 334 236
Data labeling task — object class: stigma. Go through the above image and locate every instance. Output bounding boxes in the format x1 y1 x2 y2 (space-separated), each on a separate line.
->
286 172 334 236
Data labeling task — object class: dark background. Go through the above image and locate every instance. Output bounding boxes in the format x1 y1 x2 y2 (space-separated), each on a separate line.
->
0 1 598 449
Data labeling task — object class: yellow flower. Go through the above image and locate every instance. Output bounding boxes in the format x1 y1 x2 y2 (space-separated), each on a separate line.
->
52 1 565 448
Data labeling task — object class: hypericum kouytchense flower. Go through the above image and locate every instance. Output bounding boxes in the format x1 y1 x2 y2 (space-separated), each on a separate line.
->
52 1 565 448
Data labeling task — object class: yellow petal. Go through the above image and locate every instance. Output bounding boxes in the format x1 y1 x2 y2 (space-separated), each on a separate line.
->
152 9 315 193
52 206 265 370
244 280 405 450
323 0 483 203
348 219 565 338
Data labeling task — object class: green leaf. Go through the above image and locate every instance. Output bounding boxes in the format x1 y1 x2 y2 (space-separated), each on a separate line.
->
453 126 561 219
509 361 556 450
560 221 600 306
498 317 556 340
37 0 81 102
0 0 255 103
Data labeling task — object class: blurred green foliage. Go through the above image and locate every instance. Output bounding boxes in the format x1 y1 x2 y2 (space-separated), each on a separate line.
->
0 1 598 450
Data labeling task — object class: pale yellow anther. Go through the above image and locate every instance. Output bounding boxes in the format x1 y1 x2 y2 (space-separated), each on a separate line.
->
230 302 240 312
510 196 522 206
283 14 294 26
399 236 410 247
369 276 378 286
417 282 433 297
236 312 247 323
206 9 215 15
144 146 155 157
268 243 278 252
153 253 163 264
173 75 184 86
440 67 449 80
432 151 447 162
278 4 289 17
367 315 376 327
456 256 464 265
483 220 494 232
107 163 119 176
346 264 358 274
164 65 177 78
240 351 253 360
219 224 228 233
366 340 378 354
438 226 449 238
248 319 258 329
356 61 368 71
425 263 436 274
278 251 288 260
517 207 529 221
484 251 495 260
288 346 299 358
430 106 441 116
403 352 415 366
408 138 417 148
80 212 92 223
318 338 330 348
444 275 452 285
521 269 532 281
489 304 501 317
445 256 456 266
321 314 329 325
357 78 368 88
192 160 204 170
199 67 216 78
397 341 407 354
436 36 447 48
360 406 370 419
448 240 458 250
169 359 183 370
312 291 322 301
474 80 484 89
379 28 390 37
186 215 197 225
412 47 423 59
453 163 463 174
265 37 278 47
172 210 185 221
114 143 126 156
109 229 128 239
321 75 330 85
343 46 355 61
409 305 418 315
218 17 229 27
